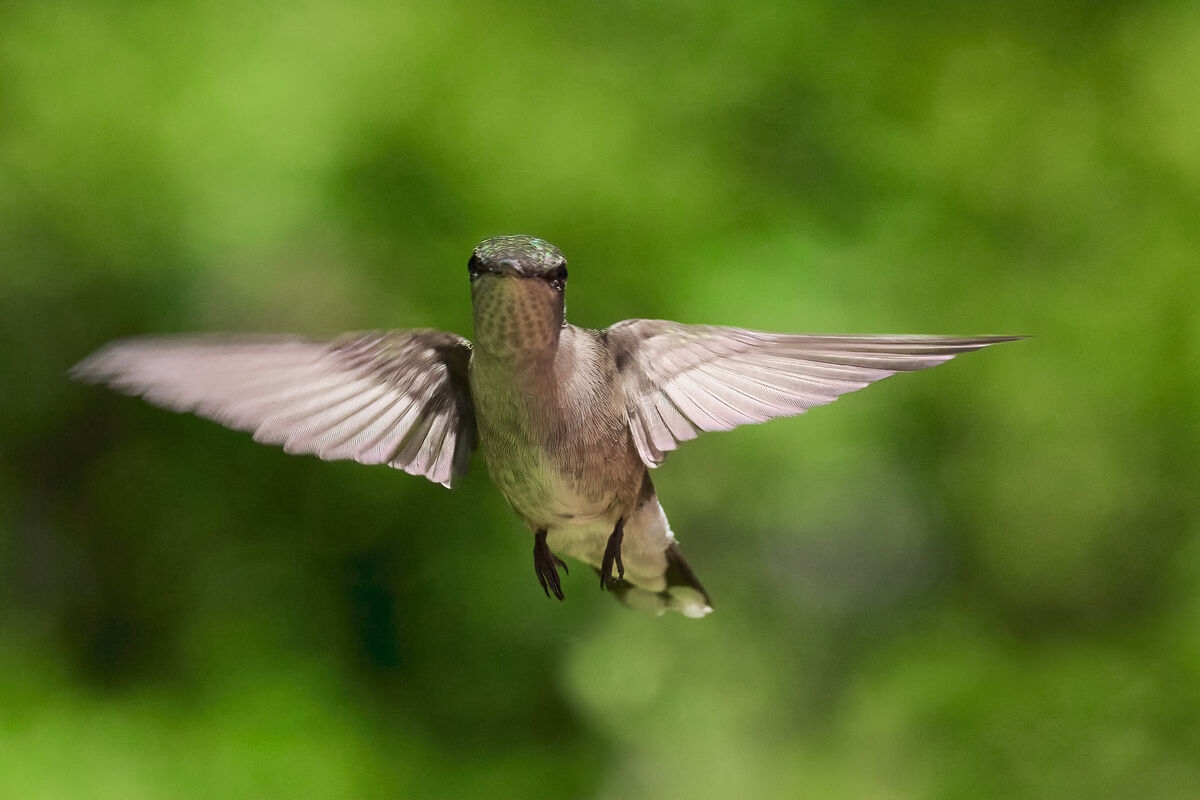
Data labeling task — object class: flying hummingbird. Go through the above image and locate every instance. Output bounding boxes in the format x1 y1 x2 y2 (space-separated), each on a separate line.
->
72 235 1018 617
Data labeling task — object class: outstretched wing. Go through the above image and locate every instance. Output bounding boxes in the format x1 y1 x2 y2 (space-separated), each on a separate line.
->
71 329 476 487
603 319 1019 467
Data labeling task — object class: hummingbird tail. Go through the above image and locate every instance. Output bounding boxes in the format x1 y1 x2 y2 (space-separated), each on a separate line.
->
603 543 713 618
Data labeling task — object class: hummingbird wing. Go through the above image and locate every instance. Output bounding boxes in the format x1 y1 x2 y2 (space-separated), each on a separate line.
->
71 330 476 487
603 320 1019 466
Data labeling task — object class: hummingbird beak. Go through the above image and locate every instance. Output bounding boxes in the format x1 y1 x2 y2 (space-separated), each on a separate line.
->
488 258 524 278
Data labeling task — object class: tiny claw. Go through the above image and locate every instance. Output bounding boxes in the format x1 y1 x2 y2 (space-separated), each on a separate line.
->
533 529 567 601
600 519 625 590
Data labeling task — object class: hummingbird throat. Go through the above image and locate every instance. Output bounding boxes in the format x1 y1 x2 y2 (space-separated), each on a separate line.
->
470 275 565 361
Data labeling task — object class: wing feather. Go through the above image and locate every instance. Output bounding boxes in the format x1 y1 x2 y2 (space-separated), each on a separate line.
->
71 330 477 487
605 319 1019 467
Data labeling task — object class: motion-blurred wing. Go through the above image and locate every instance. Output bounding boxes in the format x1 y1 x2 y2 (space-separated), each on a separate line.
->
603 319 1019 467
71 330 476 487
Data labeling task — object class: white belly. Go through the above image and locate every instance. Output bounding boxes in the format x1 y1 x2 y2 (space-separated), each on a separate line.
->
546 491 676 591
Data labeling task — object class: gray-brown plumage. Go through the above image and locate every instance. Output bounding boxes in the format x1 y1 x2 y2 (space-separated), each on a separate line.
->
71 234 1020 616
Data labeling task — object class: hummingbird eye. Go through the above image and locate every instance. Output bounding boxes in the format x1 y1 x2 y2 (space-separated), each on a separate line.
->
467 254 482 280
547 262 567 292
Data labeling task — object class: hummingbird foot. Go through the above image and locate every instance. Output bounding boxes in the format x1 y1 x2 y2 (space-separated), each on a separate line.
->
533 529 568 600
599 518 626 590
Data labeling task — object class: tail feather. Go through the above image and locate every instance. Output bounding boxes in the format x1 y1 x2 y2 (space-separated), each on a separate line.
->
603 543 712 617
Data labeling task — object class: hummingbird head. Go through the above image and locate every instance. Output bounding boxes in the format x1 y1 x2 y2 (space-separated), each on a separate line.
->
468 235 568 290
468 235 568 358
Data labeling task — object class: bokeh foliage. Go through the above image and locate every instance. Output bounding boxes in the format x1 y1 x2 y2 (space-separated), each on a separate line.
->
2 1 1199 797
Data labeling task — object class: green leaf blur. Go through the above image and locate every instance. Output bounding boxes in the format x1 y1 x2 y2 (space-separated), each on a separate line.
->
2 1 1198 798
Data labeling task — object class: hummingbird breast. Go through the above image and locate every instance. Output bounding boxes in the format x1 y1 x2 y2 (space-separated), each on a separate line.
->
468 323 644 531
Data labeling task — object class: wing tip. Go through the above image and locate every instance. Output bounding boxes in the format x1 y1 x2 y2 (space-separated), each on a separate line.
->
68 342 126 384
966 334 1028 344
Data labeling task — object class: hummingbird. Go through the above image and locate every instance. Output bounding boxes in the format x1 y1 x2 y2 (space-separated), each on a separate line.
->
72 235 1018 617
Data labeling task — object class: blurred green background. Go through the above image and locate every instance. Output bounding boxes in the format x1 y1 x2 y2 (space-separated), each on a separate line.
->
3 1 1199 797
